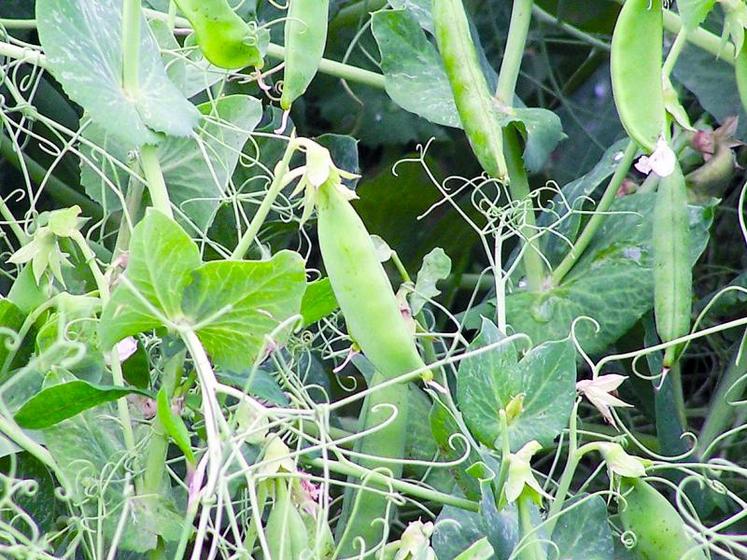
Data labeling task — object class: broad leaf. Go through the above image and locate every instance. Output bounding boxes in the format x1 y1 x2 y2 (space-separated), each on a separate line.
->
36 0 198 148
182 251 306 371
497 107 565 173
388 0 433 32
551 495 615 560
100 209 201 349
300 278 339 326
14 380 149 429
372 9 461 128
678 0 716 30
457 319 577 450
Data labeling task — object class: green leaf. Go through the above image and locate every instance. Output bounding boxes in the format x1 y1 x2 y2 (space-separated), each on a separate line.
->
454 537 494 560
551 495 615 560
497 107 565 173
411 247 452 314
300 278 339 326
14 379 149 429
81 95 263 230
100 209 202 349
0 298 25 370
372 9 461 128
388 0 433 32
432 506 489 559
457 319 577 451
7 264 50 314
678 0 716 30
36 0 199 148
216 367 290 406
182 251 306 371
156 386 195 464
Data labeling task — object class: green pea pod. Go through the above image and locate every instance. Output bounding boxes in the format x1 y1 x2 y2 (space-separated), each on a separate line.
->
173 0 264 69
619 478 707 560
653 160 691 367
316 179 428 554
266 480 309 559
433 0 507 181
736 42 747 113
610 0 665 152
280 0 329 111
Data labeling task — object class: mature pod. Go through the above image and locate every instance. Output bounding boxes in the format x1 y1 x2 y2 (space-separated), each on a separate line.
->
619 478 708 560
280 0 329 111
173 0 264 69
316 178 429 554
610 0 665 152
653 161 691 367
432 0 508 181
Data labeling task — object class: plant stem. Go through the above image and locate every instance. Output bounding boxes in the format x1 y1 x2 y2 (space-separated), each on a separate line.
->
302 456 479 512
122 0 141 95
139 145 173 219
662 29 688 78
545 401 579 535
504 128 545 291
530 5 610 51
517 491 547 560
230 138 295 259
329 0 387 31
0 192 28 245
142 350 186 496
113 179 144 257
551 140 637 285
496 0 534 104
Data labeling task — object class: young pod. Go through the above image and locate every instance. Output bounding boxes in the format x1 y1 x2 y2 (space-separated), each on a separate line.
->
610 0 666 152
280 0 329 111
173 0 264 69
432 0 507 181
619 478 707 560
653 160 691 366
316 178 428 554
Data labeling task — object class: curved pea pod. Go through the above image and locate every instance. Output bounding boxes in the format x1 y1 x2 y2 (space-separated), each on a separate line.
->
619 478 708 560
173 0 264 70
432 0 507 181
280 0 329 111
653 160 691 367
316 179 429 554
610 0 665 152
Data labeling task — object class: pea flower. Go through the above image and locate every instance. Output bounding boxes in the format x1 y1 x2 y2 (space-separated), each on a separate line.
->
504 440 550 505
393 519 437 560
634 137 676 177
576 374 632 429
596 442 647 479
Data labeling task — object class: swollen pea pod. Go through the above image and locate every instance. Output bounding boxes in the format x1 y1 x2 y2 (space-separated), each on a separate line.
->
610 0 666 152
619 478 708 560
653 160 691 367
173 0 264 69
315 179 430 555
280 0 329 111
432 0 508 181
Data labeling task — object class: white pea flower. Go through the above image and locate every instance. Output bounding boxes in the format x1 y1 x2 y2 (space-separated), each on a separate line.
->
634 137 676 177
504 440 550 504
115 336 138 362
596 442 647 479
393 519 437 560
576 374 632 429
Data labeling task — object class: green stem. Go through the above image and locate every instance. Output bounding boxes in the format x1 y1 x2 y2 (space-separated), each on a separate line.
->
142 351 185 496
661 4 735 61
496 0 534 104
122 0 141 95
551 140 637 285
0 192 28 245
139 145 172 219
530 5 610 51
517 491 547 560
230 138 296 259
113 179 144 257
0 18 37 29
662 29 688 78
545 401 579 535
303 456 479 512
329 0 387 31
504 128 545 291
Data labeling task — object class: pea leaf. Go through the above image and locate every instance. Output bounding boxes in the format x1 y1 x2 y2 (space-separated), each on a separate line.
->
300 278 339 326
156 386 194 464
14 379 150 429
551 495 615 560
181 251 306 371
678 0 716 30
496 107 565 173
36 0 199 148
0 298 25 370
411 247 452 314
388 0 433 33
372 9 461 128
100 209 201 349
457 319 577 451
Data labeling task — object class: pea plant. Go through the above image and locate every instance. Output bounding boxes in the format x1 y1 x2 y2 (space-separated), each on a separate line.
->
1 0 747 558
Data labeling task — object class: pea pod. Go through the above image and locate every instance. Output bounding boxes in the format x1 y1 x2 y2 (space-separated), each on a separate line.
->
315 179 429 554
266 479 309 559
433 0 507 181
653 160 691 367
619 478 707 560
280 0 329 111
610 0 665 152
173 0 264 69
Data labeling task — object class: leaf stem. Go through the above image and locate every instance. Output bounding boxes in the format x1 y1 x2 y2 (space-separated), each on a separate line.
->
0 192 28 245
230 137 296 259
122 0 141 95
496 0 534 104
517 491 547 560
139 145 173 219
544 400 580 535
551 140 637 285
530 5 610 51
